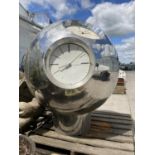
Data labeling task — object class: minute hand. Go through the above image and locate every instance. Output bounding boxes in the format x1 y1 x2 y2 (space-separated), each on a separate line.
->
58 52 85 70
69 52 85 64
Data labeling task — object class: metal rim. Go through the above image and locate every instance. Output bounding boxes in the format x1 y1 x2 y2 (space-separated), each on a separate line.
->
44 37 95 89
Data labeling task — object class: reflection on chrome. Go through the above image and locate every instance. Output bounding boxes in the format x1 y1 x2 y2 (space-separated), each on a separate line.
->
93 63 110 81
24 20 119 114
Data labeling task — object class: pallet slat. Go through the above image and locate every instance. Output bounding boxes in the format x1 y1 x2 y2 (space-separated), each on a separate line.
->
36 147 67 155
86 132 133 143
91 115 133 124
33 129 134 151
89 127 133 136
93 111 131 118
92 113 131 121
91 120 132 130
30 135 133 155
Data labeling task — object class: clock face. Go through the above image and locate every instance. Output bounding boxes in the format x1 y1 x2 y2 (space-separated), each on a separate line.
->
66 26 100 39
46 42 94 89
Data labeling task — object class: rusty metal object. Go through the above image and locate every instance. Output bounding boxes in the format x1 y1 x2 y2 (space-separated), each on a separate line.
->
19 134 36 155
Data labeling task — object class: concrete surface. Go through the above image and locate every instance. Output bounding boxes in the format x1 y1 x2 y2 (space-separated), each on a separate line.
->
97 71 135 120
97 94 131 115
125 71 135 120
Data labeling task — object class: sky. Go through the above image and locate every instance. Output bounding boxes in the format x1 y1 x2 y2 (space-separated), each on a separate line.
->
20 0 135 64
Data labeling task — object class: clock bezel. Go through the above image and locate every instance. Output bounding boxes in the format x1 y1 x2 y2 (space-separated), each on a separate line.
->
44 37 95 90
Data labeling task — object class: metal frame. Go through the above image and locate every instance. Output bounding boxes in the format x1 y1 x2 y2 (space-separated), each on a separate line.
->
44 37 95 89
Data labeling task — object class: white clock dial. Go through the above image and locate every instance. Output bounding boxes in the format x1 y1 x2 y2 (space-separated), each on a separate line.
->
49 43 91 87
66 26 100 39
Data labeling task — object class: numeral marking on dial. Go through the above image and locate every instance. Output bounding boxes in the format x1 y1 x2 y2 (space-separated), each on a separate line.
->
59 47 64 54
81 62 90 64
50 63 59 65
68 44 70 52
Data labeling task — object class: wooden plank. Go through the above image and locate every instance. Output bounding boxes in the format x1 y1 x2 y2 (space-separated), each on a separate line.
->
93 111 131 118
34 129 134 151
113 86 126 94
89 123 133 138
92 113 132 121
91 116 133 125
70 152 76 155
86 132 134 143
36 148 67 155
91 121 132 130
89 127 133 136
30 135 134 155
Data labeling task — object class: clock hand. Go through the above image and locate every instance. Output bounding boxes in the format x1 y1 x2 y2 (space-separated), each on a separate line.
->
59 61 91 71
56 52 86 72
58 52 84 69
54 63 72 74
53 69 61 74
53 66 67 74
59 63 70 69
60 63 72 72
69 52 85 64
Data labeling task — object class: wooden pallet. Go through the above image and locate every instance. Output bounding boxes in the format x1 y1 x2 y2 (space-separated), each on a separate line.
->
113 78 126 94
29 110 134 155
113 86 126 94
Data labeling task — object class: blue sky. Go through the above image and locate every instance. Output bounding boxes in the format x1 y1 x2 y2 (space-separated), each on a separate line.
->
20 0 135 63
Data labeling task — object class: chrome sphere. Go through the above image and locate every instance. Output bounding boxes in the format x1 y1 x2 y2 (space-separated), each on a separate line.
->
24 20 119 114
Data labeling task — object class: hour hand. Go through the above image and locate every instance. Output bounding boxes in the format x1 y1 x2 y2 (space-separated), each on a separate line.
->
53 63 71 74
60 63 72 72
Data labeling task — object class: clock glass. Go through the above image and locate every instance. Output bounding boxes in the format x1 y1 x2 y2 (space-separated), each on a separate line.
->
46 42 93 89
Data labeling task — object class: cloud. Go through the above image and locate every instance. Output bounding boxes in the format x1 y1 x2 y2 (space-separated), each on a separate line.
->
115 37 135 63
80 0 94 9
86 1 135 37
20 0 77 20
33 13 50 27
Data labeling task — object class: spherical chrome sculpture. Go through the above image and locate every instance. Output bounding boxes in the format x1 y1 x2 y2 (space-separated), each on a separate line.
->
23 20 119 135
24 20 119 115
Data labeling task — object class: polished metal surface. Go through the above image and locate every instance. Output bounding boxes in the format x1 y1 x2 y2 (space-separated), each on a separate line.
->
24 20 119 114
19 15 42 71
